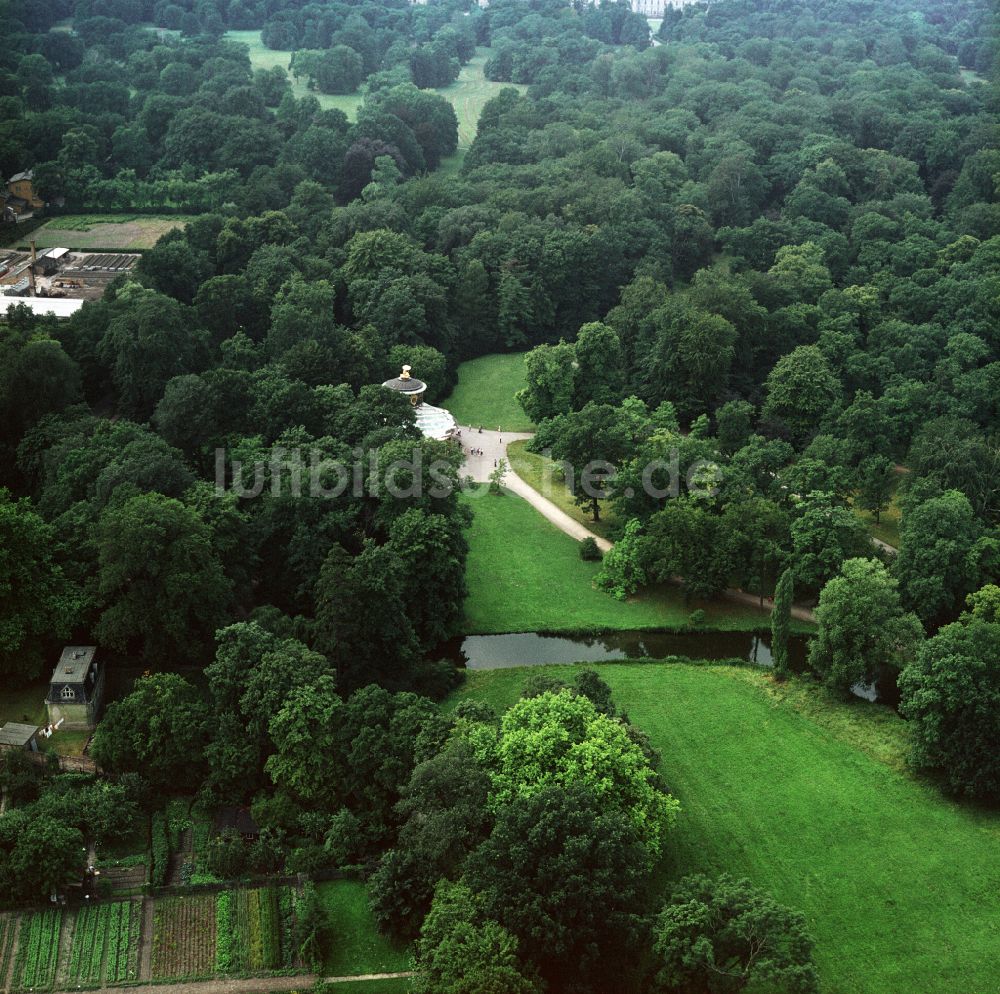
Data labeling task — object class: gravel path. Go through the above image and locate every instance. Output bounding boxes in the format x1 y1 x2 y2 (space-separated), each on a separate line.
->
459 427 817 623
49 970 416 994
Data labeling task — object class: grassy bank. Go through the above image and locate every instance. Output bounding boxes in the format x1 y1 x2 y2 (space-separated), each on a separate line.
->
461 489 800 634
448 663 1000 994
443 353 534 432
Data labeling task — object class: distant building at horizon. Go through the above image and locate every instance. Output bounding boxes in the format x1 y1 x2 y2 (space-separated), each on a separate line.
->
629 0 700 14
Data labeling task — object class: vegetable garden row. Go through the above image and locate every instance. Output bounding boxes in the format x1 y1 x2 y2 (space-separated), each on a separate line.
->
151 893 217 980
215 887 296 972
11 908 62 992
65 900 142 986
0 913 17 989
2 886 296 989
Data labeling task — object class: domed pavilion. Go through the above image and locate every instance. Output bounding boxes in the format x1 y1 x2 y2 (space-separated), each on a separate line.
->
381 365 458 441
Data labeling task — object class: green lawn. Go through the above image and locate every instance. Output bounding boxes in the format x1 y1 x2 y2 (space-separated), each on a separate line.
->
317 880 411 977
448 664 1000 994
854 488 902 549
436 50 526 150
461 489 793 634
0 679 47 725
443 353 534 432
223 30 365 116
507 439 617 540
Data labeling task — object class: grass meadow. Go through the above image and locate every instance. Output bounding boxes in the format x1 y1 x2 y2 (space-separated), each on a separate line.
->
460 488 796 634
222 35 521 150
443 353 534 432
317 880 411 978
448 663 1000 994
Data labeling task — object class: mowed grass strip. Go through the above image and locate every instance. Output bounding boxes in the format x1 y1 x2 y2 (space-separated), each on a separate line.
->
317 880 411 978
449 663 1000 994
461 489 785 634
443 353 535 432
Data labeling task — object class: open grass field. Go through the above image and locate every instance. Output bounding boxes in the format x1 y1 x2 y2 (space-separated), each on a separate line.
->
507 439 617 540
443 353 535 432
223 30 363 117
437 50 526 149
26 215 192 250
449 663 1000 994
317 880 411 978
461 489 794 634
222 34 520 149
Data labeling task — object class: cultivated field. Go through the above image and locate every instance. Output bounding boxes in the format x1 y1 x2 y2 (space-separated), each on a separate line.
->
26 215 193 251
150 894 217 979
11 908 62 992
64 900 142 986
450 663 1000 994
0 913 17 990
215 887 296 972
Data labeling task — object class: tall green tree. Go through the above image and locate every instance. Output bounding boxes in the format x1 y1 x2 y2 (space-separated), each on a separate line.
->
94 492 232 664
652 874 819 994
762 346 840 444
465 782 650 992
771 567 795 679
90 673 211 789
899 610 1000 799
413 881 542 994
0 490 76 681
809 558 923 695
895 491 984 625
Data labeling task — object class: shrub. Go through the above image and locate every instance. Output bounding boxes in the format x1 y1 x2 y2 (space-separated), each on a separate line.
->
579 536 602 561
150 811 170 887
687 609 706 629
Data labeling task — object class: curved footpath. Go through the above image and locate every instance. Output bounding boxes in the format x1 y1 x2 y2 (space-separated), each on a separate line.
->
458 426 816 624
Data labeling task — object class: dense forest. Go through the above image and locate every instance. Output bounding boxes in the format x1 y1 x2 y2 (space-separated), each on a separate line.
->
1 0 999 990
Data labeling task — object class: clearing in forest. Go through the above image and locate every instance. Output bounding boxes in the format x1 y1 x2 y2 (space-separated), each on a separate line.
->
26 216 193 251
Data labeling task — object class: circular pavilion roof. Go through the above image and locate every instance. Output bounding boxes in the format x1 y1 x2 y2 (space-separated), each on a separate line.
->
382 364 426 394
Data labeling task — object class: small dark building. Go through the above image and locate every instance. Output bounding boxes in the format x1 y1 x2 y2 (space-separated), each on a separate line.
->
46 646 104 728
0 722 40 752
215 806 260 842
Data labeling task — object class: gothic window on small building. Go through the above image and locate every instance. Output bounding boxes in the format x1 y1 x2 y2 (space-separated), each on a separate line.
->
61 685 75 701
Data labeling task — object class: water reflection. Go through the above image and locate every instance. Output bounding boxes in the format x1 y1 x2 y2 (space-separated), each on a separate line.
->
439 630 808 670
437 631 898 706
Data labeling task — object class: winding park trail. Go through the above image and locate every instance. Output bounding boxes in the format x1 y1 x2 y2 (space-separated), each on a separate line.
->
458 425 817 624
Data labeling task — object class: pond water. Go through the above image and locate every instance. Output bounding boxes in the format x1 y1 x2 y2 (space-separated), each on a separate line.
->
440 630 808 670
438 630 899 706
